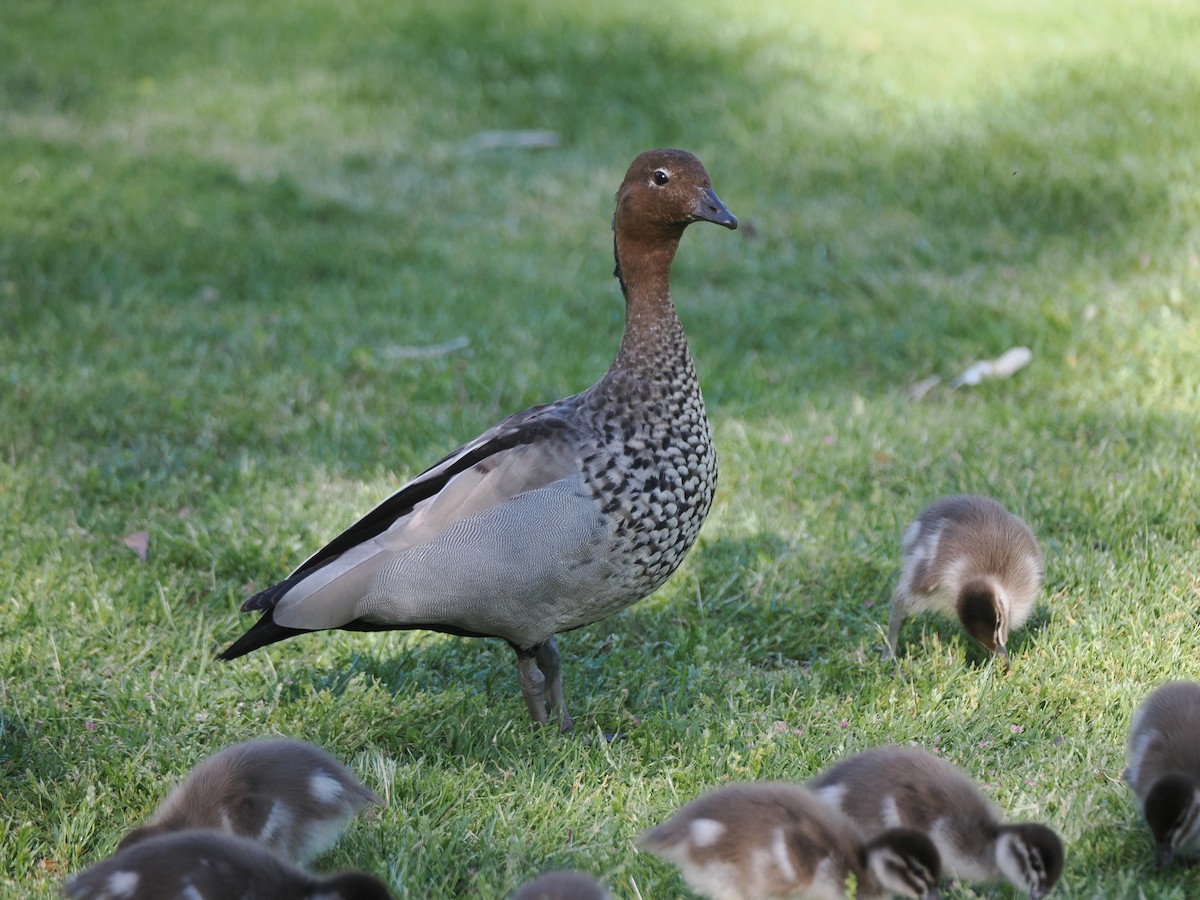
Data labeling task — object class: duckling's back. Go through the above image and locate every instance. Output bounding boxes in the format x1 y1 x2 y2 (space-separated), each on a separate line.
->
638 782 862 900
1126 681 1200 801
120 738 380 863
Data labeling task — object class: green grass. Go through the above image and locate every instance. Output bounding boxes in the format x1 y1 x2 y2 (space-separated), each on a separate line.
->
2 0 1200 896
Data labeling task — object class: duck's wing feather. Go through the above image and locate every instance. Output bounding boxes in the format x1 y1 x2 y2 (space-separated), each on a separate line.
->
241 400 583 614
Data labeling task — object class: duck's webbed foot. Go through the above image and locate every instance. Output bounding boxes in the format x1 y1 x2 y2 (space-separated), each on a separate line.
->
514 637 573 733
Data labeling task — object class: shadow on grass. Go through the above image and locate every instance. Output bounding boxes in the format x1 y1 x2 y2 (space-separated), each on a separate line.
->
611 532 886 680
887 599 1054 667
214 497 1103 741
0 709 35 777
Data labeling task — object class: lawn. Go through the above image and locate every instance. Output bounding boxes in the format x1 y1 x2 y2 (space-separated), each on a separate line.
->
2 0 1199 896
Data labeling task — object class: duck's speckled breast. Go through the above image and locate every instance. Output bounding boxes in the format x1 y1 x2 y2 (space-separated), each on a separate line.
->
577 336 717 605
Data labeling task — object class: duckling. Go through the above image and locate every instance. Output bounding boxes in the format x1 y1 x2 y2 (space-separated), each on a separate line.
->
219 149 738 732
511 870 611 900
1124 680 1200 867
885 495 1042 659
63 829 393 900
116 738 381 864
810 746 1063 899
637 781 941 900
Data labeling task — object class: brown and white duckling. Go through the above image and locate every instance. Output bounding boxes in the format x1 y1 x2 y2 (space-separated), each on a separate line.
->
637 781 941 900
511 870 611 900
63 829 393 900
885 495 1043 660
117 738 381 864
219 149 738 732
1124 680 1200 867
810 746 1063 899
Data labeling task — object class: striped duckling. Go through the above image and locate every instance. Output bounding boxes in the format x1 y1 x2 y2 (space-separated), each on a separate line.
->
885 495 1043 660
63 829 393 900
219 149 737 732
810 746 1063 899
637 782 941 900
1124 680 1200 867
117 738 381 864
511 870 611 900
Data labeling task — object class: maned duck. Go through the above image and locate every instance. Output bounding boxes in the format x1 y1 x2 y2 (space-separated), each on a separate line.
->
637 781 941 900
810 746 1063 898
219 149 736 731
885 495 1043 660
1124 680 1200 867
116 738 381 864
63 829 393 900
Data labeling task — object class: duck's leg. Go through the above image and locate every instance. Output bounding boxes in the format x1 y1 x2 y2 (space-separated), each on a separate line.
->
513 640 573 732
536 637 573 733
515 645 550 727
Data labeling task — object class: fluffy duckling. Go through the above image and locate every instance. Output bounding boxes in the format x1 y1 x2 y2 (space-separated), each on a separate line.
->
219 149 738 732
116 738 381 864
511 870 611 900
810 746 1063 899
885 495 1043 660
63 829 393 900
637 781 941 900
1124 680 1200 867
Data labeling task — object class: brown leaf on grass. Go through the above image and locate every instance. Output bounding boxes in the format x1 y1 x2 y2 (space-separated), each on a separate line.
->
38 858 65 875
121 530 149 561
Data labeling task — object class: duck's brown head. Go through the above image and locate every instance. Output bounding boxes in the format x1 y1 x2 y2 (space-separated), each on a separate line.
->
614 148 737 240
611 149 736 294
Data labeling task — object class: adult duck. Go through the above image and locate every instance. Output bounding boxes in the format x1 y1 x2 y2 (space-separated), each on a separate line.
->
220 149 737 731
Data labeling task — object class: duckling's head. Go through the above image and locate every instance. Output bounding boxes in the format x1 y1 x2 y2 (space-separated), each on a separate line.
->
996 823 1064 899
863 828 941 900
511 869 610 900
956 577 1009 657
1143 773 1200 868
317 871 395 900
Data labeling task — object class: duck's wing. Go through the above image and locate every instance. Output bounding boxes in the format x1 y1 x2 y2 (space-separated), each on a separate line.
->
241 400 584 615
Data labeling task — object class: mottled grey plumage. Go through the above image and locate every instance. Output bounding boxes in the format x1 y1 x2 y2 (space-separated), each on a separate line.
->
810 746 1063 899
637 781 941 900
886 494 1043 659
511 870 611 900
219 149 737 731
63 829 393 900
1124 681 1200 867
116 738 380 864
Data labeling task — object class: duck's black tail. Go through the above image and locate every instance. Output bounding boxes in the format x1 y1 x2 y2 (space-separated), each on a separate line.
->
217 612 310 660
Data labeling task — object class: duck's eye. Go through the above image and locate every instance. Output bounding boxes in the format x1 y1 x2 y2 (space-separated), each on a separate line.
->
652 169 670 186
